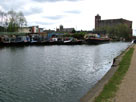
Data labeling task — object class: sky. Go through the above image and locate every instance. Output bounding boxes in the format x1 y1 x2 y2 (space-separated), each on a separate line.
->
0 0 136 35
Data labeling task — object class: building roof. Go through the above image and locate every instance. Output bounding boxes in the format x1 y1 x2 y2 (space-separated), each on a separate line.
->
101 18 132 23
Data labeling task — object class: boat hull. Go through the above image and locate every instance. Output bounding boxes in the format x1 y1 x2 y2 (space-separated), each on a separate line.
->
86 38 110 44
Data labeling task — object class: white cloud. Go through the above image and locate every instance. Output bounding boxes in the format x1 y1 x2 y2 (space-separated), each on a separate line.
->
0 0 136 35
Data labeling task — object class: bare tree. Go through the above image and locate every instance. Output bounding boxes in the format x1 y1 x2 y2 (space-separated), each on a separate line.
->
0 10 27 32
0 10 6 32
17 11 27 33
7 10 27 32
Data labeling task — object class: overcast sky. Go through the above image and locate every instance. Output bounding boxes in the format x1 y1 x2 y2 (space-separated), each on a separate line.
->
0 0 136 35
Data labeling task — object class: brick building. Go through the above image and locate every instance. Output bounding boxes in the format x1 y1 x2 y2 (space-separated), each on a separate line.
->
56 25 75 33
95 14 132 34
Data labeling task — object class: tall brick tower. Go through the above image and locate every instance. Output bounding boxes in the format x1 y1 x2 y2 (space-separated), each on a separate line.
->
60 25 63 31
95 14 101 29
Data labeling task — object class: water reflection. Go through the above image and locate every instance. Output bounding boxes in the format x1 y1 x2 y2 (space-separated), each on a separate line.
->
0 42 130 102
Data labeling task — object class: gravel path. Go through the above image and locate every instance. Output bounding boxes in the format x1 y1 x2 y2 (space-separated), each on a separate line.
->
114 45 136 102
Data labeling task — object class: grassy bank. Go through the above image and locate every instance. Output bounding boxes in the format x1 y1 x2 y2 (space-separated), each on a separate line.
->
94 47 134 102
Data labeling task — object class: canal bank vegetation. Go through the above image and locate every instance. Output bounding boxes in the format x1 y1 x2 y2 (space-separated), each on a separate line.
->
61 32 86 39
95 24 132 41
94 46 134 102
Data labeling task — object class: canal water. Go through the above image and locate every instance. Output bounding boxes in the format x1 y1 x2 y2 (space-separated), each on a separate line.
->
0 42 130 102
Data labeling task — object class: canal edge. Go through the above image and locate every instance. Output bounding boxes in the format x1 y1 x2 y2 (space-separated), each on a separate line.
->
80 44 134 102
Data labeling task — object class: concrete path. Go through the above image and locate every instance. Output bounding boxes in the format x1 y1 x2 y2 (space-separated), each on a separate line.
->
113 45 136 102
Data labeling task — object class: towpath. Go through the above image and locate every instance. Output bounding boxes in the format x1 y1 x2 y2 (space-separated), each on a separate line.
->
113 45 136 102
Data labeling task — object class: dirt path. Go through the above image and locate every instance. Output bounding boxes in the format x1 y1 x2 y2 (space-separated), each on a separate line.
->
113 45 136 102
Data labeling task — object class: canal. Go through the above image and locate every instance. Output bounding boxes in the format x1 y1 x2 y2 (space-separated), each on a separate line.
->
0 42 130 102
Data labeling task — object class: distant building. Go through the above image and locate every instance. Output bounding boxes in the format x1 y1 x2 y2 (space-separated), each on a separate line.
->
18 26 44 34
18 27 31 33
60 25 64 31
39 28 44 33
57 25 75 33
31 26 39 33
95 14 132 34
44 29 55 34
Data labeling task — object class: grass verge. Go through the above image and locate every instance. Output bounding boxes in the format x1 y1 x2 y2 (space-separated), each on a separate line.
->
94 47 134 102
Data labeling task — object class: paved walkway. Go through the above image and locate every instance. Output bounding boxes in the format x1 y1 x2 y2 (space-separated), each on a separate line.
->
113 45 136 102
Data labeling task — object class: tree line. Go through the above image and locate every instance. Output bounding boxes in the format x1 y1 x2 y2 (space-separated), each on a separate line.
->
0 10 27 32
95 24 132 41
